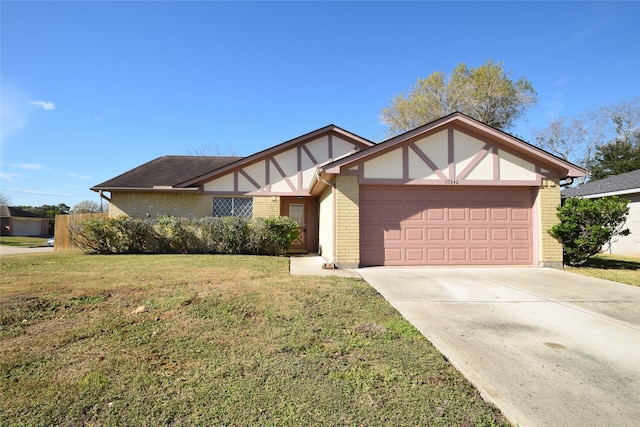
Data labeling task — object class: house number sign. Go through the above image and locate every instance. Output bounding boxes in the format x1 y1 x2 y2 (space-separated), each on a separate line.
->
445 179 459 185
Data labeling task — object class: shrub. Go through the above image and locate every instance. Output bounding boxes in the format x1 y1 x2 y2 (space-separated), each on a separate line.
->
249 216 300 255
69 216 155 254
155 216 201 254
69 215 298 256
548 196 630 266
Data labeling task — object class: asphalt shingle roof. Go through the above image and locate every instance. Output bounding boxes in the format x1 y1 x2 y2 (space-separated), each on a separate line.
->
0 205 50 218
562 169 640 198
91 156 243 190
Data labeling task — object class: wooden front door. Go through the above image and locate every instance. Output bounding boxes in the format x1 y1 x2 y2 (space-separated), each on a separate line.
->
285 200 307 252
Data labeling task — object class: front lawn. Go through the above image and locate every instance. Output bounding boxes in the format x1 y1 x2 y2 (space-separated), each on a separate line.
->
0 253 507 426
565 254 640 286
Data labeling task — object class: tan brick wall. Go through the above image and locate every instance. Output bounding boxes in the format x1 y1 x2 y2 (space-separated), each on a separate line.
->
538 179 563 268
334 175 360 268
109 192 280 220
253 196 280 218
109 192 213 218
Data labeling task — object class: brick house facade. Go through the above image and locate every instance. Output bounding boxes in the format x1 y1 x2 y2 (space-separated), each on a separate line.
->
92 113 586 268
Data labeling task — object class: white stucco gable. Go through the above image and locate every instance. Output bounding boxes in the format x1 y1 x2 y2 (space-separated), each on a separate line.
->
322 112 585 186
183 125 374 196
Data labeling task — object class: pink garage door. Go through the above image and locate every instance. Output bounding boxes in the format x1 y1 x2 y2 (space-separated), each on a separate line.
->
360 186 534 266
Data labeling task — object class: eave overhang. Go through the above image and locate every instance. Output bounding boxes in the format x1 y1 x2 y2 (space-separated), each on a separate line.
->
177 125 374 188
321 112 587 179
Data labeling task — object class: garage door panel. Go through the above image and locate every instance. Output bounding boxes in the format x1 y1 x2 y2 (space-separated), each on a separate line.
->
360 187 533 266
491 209 509 221
405 228 425 241
406 248 426 262
361 227 383 243
491 248 510 261
469 208 488 221
385 248 403 262
513 247 532 261
448 228 466 241
470 228 488 241
427 208 445 221
512 208 531 221
448 209 467 221
405 205 425 221
470 248 489 261
491 228 509 241
385 229 402 241
448 248 468 262
427 228 445 241
427 247 446 261
512 228 530 241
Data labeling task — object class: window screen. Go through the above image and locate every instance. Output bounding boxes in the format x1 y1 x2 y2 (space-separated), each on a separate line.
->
212 197 253 218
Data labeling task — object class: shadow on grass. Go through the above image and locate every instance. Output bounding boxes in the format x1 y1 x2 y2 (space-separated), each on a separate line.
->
583 257 640 271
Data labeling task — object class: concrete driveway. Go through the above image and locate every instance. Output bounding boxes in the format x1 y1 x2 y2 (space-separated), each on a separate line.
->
357 267 640 427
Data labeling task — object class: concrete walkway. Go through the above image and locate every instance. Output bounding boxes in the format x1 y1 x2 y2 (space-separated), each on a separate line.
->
289 255 360 277
357 267 640 427
0 246 53 256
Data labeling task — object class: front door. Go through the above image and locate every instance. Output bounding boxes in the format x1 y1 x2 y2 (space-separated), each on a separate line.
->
286 200 307 252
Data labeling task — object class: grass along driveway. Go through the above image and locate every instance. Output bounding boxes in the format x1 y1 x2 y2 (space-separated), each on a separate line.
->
566 254 640 286
0 253 507 426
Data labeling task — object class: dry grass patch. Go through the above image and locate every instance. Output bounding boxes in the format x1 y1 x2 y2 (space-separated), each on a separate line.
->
565 254 640 286
1 253 508 426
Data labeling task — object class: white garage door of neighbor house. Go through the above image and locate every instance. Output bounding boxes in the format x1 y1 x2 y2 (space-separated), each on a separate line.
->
360 186 534 266
12 220 42 236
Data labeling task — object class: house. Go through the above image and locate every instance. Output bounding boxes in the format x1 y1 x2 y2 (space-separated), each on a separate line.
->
562 169 640 256
91 112 586 268
0 205 51 237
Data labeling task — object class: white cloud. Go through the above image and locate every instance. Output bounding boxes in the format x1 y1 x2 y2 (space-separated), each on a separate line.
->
12 163 46 170
3 187 73 197
0 172 24 182
29 100 56 110
67 172 93 180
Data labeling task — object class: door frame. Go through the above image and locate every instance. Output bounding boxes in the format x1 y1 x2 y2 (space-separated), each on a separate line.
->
280 197 319 253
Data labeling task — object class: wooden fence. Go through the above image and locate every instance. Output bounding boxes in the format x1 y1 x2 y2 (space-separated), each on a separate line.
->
53 213 107 251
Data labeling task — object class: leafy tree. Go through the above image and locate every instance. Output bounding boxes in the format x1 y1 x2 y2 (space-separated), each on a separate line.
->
380 60 537 136
17 204 71 217
72 200 102 213
549 197 630 266
584 118 640 180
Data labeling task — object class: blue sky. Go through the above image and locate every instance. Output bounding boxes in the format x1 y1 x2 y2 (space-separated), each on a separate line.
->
1 1 639 207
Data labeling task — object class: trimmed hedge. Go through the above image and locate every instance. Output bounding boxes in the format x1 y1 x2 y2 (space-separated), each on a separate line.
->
69 215 299 255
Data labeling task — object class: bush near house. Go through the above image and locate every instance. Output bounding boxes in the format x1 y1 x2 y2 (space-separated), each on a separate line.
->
69 215 299 255
549 196 630 266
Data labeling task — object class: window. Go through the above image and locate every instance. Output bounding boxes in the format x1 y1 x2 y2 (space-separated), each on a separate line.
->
212 197 253 218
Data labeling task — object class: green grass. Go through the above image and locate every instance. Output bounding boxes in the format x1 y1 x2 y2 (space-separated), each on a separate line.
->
0 253 508 426
0 236 50 247
566 254 640 286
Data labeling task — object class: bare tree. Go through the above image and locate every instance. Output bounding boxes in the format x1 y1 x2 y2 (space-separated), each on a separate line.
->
186 145 241 157
533 97 640 168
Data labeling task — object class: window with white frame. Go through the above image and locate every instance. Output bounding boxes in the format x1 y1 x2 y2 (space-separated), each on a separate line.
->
212 197 253 218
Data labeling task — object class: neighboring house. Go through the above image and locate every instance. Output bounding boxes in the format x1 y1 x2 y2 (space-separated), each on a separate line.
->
562 169 640 256
0 205 51 237
91 112 586 268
